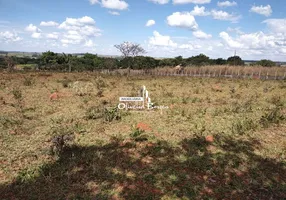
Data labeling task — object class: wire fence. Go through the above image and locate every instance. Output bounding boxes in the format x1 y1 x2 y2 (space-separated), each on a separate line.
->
99 68 286 80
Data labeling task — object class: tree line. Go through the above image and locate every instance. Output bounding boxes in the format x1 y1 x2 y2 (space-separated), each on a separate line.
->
0 42 279 71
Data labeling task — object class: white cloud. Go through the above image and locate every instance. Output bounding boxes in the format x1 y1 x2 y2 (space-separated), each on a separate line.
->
0 31 22 42
227 27 244 35
211 10 241 22
167 12 198 30
60 39 79 45
190 5 210 16
102 0 128 10
31 32 42 39
59 16 95 28
46 32 59 39
172 0 211 4
149 31 177 47
250 5 272 17
146 19 156 27
108 11 120 15
219 32 244 48
217 1 237 7
219 31 279 50
263 19 286 33
193 30 212 39
91 0 128 10
58 16 101 37
40 21 59 27
179 44 194 50
84 39 95 47
25 24 41 32
149 0 169 4
57 16 101 47
89 0 99 4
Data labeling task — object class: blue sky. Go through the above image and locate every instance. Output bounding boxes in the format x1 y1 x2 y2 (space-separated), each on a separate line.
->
0 0 286 61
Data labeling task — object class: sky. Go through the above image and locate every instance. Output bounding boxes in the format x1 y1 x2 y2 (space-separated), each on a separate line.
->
0 0 286 61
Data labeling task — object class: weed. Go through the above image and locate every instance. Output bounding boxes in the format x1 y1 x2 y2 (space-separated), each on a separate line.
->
0 116 21 129
191 97 201 103
193 121 206 136
164 91 174 97
232 118 257 135
12 88 22 100
130 125 148 141
104 106 121 122
23 76 34 86
182 97 188 104
230 86 236 94
97 89 104 97
194 88 199 94
85 106 104 120
59 79 72 88
96 76 107 89
15 168 39 183
268 95 284 107
259 106 285 128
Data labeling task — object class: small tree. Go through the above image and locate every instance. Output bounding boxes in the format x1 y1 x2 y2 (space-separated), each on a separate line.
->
114 42 146 69
62 53 73 72
4 56 15 71
227 56 244 66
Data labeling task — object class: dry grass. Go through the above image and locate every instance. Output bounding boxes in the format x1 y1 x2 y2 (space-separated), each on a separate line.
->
152 65 286 77
0 71 285 199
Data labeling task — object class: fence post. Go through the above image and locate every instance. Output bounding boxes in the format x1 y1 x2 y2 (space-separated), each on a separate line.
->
275 70 277 80
259 70 261 79
266 72 269 80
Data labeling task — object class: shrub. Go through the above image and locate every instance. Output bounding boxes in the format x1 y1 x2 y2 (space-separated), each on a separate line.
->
49 125 75 155
50 133 75 155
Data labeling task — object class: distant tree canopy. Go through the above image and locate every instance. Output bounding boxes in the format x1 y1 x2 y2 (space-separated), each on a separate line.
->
227 56 244 66
255 59 276 67
2 48 284 72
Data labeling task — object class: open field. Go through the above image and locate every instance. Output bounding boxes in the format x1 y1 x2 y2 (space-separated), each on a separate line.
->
0 72 285 199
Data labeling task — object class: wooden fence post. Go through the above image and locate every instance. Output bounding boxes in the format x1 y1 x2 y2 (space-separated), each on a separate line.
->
275 70 277 80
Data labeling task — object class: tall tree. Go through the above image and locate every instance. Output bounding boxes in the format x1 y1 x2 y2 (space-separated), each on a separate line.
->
114 42 146 70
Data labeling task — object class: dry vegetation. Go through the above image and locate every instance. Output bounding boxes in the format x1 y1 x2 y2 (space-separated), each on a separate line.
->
0 71 285 200
151 65 286 77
